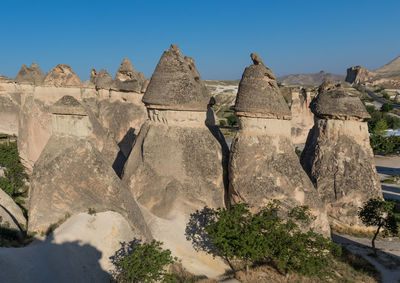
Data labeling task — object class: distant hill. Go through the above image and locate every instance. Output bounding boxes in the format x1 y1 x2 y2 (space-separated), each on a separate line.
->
278 71 345 86
375 56 400 76
346 56 400 88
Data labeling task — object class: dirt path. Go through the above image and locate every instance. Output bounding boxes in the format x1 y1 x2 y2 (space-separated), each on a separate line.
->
333 234 400 283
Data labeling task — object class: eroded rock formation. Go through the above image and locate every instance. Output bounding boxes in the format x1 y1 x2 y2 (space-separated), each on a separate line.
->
290 87 314 144
301 82 382 230
345 56 400 88
28 96 151 239
122 44 229 276
42 64 82 87
112 58 143 92
14 63 45 85
229 54 330 235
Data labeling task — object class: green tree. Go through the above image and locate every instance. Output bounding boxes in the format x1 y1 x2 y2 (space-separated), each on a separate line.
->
381 103 394 113
372 119 387 136
0 142 28 205
226 114 237 128
114 240 177 283
358 198 398 255
195 201 340 276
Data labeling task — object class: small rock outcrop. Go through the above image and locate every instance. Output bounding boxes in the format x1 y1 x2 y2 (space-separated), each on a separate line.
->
229 54 330 235
345 66 372 85
0 212 144 282
122 44 229 276
301 82 382 230
90 69 113 89
14 63 45 85
112 58 142 92
42 64 82 87
0 189 26 238
29 96 151 239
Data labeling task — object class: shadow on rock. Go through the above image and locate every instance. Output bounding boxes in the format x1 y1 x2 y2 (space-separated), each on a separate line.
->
0 233 110 283
185 206 217 256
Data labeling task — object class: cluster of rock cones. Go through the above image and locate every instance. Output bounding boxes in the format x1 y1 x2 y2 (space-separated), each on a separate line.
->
0 44 382 280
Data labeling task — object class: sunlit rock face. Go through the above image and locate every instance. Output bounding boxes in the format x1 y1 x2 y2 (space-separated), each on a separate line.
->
28 96 151 241
290 87 314 145
0 61 148 173
229 54 330 236
122 44 229 277
301 82 382 230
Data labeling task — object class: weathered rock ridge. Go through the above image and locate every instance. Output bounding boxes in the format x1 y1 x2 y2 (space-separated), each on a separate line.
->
345 56 400 88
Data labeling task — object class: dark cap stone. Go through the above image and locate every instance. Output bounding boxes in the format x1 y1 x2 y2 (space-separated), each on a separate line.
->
142 44 210 111
235 54 291 119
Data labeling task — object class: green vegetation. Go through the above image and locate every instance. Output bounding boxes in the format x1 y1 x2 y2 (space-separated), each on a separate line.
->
382 174 400 184
380 103 394 113
369 135 400 154
365 105 400 154
226 114 237 128
44 213 71 237
113 240 177 283
358 198 399 255
366 105 400 132
188 201 341 277
0 141 28 208
88 207 96 215
295 147 302 159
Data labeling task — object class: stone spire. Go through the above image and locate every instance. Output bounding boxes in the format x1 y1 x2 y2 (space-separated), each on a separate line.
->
42 64 82 87
228 54 330 236
14 62 45 85
301 80 382 230
310 83 370 120
234 53 291 119
142 44 210 111
112 58 142 92
90 68 113 89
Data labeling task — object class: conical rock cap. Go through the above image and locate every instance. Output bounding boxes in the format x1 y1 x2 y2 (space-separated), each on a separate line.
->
235 54 291 119
142 44 210 111
50 95 87 116
311 82 370 120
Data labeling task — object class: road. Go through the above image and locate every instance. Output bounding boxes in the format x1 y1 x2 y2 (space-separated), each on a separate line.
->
365 89 400 110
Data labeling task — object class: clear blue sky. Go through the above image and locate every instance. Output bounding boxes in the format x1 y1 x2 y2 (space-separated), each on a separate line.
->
0 0 399 80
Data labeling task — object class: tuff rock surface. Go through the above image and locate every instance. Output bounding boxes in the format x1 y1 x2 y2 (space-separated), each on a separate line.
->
29 96 150 237
229 54 330 236
301 83 382 229
0 212 145 283
290 87 314 144
42 64 82 87
0 188 26 237
142 44 210 111
112 58 142 92
122 44 229 277
14 63 45 85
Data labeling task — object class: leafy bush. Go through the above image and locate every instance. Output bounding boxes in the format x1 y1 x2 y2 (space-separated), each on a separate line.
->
382 91 390 100
381 103 394 113
0 142 28 206
370 135 400 154
113 240 177 283
188 201 341 277
366 105 400 132
372 119 388 136
358 198 398 255
227 114 237 128
219 119 227 127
